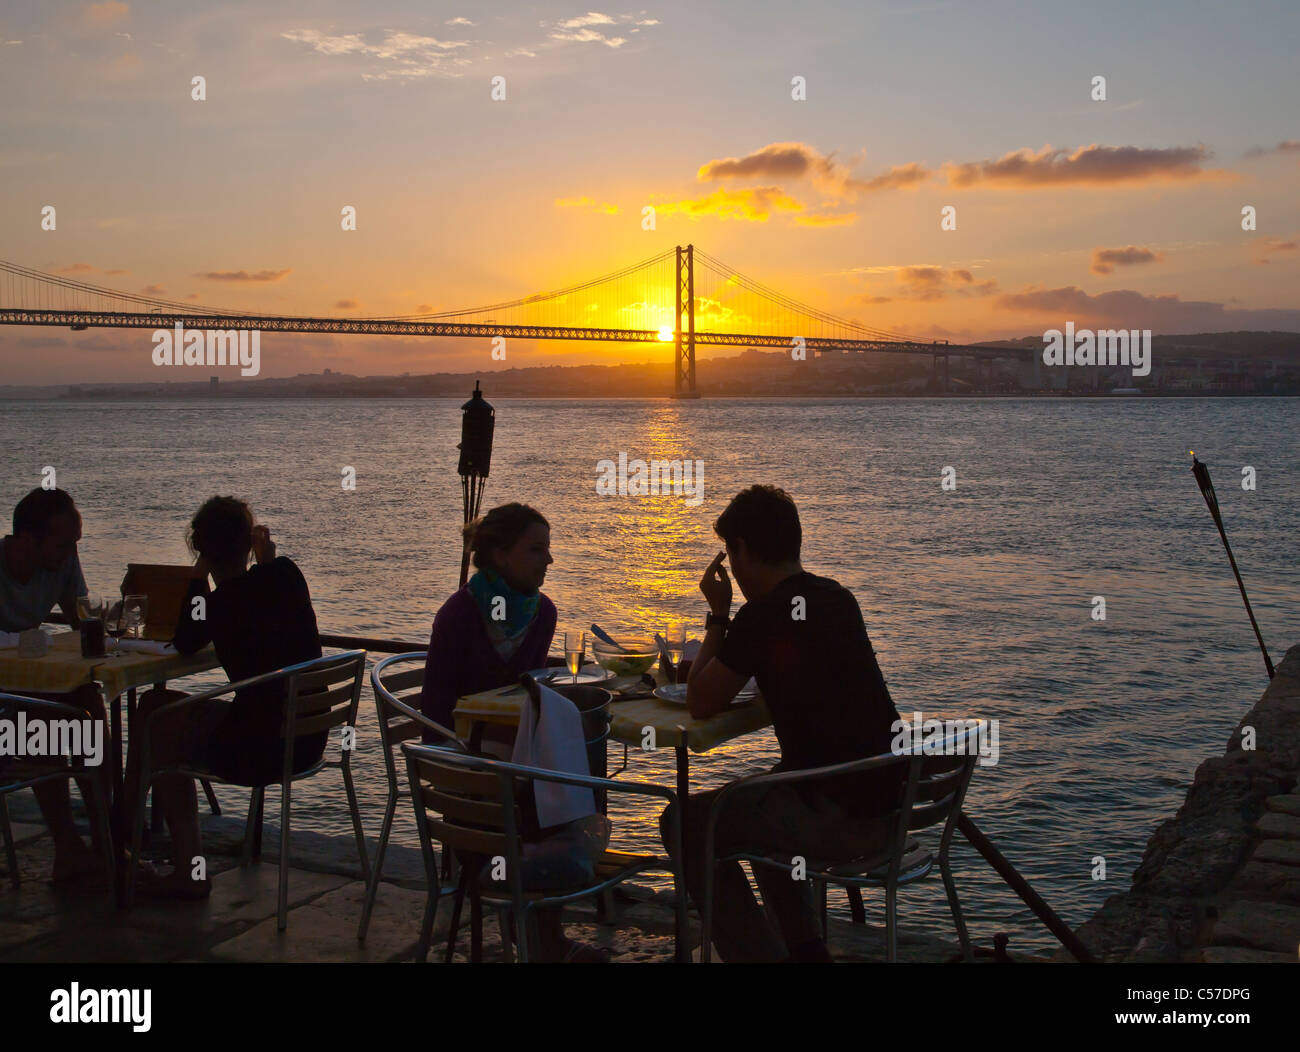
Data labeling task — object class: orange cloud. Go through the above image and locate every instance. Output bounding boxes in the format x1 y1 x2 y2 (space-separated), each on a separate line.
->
945 144 1220 188
1091 245 1165 275
994 284 1300 330
85 1 129 27
195 268 292 282
698 142 929 198
138 284 165 295
556 196 620 215
795 212 857 227
54 262 95 274
654 186 804 222
1254 237 1297 265
1244 140 1300 158
879 266 999 301
335 299 360 309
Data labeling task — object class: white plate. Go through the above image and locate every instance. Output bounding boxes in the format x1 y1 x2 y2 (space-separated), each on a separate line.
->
654 682 757 706
526 665 614 685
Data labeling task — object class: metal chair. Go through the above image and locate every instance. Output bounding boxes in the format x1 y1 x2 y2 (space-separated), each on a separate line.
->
700 723 983 963
125 650 371 929
357 652 465 942
0 692 116 895
403 741 688 963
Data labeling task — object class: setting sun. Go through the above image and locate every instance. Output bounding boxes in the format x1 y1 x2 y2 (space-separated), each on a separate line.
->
657 326 674 342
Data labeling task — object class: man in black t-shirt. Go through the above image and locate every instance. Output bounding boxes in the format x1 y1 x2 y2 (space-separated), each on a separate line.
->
659 485 902 963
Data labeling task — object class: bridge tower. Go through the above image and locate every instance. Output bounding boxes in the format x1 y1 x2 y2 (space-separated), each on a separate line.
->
672 244 700 399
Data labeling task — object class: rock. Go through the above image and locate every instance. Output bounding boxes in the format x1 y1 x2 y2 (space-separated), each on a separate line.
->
1266 795 1300 817
1253 840 1300 866
1206 901 1300 954
1200 946 1297 964
1257 811 1300 840
1228 862 1300 905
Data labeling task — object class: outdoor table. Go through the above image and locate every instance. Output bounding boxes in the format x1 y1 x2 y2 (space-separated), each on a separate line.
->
0 630 221 844
454 674 772 806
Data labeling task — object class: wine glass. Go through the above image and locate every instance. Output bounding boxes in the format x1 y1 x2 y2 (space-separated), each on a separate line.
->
564 631 585 685
123 594 148 640
104 600 126 655
666 622 686 672
76 594 104 622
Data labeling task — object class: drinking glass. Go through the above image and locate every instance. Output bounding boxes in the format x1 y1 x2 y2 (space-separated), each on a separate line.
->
104 600 126 655
564 631 585 684
76 594 104 622
666 622 686 671
123 594 148 640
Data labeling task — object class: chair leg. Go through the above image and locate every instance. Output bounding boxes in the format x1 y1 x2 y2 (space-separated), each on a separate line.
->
469 877 483 963
341 756 370 885
847 885 866 924
277 781 292 931
444 867 470 963
1 797 19 890
241 786 265 867
125 774 153 909
200 779 221 816
941 858 973 961
89 777 117 905
357 791 398 942
499 908 514 963
885 882 898 963
417 879 440 962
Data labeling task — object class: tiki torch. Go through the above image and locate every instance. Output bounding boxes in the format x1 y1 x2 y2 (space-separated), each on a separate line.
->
1190 452 1274 679
458 381 495 587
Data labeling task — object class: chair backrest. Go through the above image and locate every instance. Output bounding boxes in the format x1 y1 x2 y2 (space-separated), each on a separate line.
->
903 750 976 833
282 650 367 741
402 742 526 880
0 691 107 785
370 652 463 791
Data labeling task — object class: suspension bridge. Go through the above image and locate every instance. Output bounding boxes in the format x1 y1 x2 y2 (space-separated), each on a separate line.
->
0 246 1028 396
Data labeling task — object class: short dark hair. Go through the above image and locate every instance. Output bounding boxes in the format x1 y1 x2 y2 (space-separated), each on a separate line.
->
13 488 79 539
188 496 254 565
465 503 549 573
714 485 801 563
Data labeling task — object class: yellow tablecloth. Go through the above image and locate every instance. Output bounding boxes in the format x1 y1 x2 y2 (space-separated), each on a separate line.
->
0 632 95 694
0 630 219 699
455 678 772 753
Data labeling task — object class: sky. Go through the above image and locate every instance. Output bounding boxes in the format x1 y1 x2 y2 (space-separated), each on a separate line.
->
1 0 1298 384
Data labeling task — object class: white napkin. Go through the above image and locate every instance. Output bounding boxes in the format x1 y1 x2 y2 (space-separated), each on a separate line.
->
0 631 19 649
510 683 596 828
112 639 178 656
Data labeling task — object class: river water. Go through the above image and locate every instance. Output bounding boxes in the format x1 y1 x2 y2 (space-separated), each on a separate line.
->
3 396 1297 953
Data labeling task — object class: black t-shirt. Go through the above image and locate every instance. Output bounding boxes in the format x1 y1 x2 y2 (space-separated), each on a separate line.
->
718 571 902 817
174 557 325 780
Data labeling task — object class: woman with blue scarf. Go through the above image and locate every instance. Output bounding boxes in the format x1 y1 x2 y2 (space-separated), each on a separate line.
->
420 503 556 733
419 503 608 962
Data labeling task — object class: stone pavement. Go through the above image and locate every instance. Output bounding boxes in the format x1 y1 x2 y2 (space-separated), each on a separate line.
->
1 792 971 963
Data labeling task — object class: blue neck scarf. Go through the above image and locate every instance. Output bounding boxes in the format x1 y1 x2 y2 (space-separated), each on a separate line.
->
468 568 540 642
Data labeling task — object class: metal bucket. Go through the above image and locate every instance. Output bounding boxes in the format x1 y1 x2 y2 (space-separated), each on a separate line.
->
551 684 612 811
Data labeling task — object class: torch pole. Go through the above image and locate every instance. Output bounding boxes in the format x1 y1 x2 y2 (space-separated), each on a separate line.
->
1191 454 1274 679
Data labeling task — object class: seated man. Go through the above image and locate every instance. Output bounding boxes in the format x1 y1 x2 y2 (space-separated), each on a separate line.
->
0 487 109 883
660 485 902 962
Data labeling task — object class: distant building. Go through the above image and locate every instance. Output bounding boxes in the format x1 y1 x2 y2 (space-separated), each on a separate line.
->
209 376 218 390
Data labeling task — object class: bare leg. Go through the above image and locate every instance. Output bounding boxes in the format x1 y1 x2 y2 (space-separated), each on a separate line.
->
125 689 208 897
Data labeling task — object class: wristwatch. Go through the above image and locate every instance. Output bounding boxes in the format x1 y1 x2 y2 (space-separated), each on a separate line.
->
705 611 730 631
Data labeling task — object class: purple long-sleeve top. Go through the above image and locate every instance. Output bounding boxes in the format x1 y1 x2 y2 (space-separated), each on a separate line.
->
419 583 557 740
